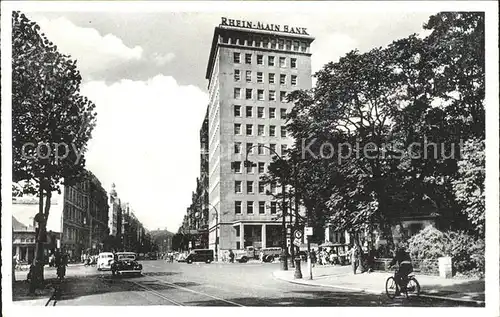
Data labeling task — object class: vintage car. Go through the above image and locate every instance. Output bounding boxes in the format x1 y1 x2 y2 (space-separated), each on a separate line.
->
111 252 142 276
97 252 114 271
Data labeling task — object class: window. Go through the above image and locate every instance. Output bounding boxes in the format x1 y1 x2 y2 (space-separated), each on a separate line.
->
245 53 252 64
259 201 266 214
257 107 265 118
235 181 242 193
258 182 265 193
263 38 269 48
258 162 265 174
235 201 242 214
234 123 241 135
280 108 287 119
300 42 307 53
271 182 277 194
247 201 254 213
257 89 264 100
246 106 253 117
234 69 240 81
271 38 277 49
246 162 255 174
234 88 241 99
269 91 276 101
293 41 299 52
246 142 254 154
291 75 297 86
257 55 263 65
233 161 242 173
246 70 252 82
286 40 292 50
280 74 286 85
257 72 263 83
269 108 276 118
281 144 288 155
268 56 275 66
234 105 241 117
271 201 277 214
247 181 254 194
246 88 253 100
280 91 287 102
281 126 287 137
258 143 265 154
279 57 286 67
246 124 253 135
269 125 276 136
269 73 275 84
270 143 277 153
234 142 242 154
291 58 297 68
234 52 241 63
258 125 265 136
278 39 284 50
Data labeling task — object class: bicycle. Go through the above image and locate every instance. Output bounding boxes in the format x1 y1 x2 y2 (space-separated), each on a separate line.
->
385 267 421 299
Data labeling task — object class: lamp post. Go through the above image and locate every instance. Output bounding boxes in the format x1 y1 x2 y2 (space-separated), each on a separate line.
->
203 202 219 262
244 144 288 271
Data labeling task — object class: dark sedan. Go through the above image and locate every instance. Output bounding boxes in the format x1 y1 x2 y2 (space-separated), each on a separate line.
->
111 252 142 276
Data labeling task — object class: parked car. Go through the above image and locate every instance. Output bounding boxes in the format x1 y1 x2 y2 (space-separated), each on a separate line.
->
111 252 142 276
186 249 214 264
97 252 114 271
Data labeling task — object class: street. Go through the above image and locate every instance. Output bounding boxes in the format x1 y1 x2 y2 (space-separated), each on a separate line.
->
13 260 481 307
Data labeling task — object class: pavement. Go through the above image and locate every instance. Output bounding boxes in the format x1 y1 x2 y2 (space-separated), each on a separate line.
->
9 260 484 307
273 264 485 305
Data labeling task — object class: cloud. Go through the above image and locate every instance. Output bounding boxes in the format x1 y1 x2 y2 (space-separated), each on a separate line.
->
152 52 176 66
80 75 208 232
30 15 144 79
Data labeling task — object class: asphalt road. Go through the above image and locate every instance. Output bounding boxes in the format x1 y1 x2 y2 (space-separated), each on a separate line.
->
13 260 481 307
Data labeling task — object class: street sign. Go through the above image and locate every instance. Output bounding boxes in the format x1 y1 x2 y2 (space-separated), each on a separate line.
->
287 238 291 246
294 230 303 239
305 227 313 236
293 239 301 247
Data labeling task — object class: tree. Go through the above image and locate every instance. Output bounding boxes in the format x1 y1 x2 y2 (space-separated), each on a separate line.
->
452 138 485 236
266 11 485 242
12 11 97 291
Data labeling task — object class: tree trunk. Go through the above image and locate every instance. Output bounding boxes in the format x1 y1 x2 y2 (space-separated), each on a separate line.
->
30 183 45 293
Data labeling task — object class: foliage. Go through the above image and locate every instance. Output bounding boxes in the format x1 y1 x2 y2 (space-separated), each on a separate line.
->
407 226 484 276
452 138 485 237
262 12 485 239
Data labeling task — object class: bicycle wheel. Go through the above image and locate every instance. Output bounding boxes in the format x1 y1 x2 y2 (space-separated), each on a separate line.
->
385 276 398 299
404 277 421 298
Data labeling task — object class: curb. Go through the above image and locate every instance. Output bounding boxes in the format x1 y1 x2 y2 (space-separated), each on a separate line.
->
272 271 485 305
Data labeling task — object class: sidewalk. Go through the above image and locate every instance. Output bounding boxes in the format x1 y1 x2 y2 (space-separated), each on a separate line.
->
273 265 485 305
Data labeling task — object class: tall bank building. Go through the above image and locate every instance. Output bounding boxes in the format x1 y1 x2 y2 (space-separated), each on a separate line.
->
205 18 314 256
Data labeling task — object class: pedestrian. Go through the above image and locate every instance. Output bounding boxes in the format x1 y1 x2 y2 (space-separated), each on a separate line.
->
350 243 360 274
366 244 377 273
259 250 264 263
229 249 235 263
310 249 317 267
389 244 413 296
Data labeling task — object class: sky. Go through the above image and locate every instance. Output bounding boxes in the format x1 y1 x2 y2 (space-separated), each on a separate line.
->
22 8 434 233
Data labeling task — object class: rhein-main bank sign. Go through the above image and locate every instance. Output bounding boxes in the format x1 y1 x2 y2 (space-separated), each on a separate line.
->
221 17 309 35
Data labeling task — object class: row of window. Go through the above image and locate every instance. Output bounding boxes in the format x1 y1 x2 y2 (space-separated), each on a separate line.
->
234 143 287 156
234 200 278 215
224 36 309 53
234 88 290 102
234 70 298 86
234 105 288 119
65 204 84 224
234 124 288 137
234 53 298 68
235 181 278 195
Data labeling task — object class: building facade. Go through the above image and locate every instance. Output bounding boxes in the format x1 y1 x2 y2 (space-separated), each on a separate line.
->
108 183 123 238
62 171 109 259
205 18 314 257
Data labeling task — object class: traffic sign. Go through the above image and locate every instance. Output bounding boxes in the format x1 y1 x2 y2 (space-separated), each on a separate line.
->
294 230 303 239
305 227 313 236
293 239 301 247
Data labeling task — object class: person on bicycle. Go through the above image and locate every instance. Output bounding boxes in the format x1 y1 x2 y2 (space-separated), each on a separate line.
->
389 244 413 295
